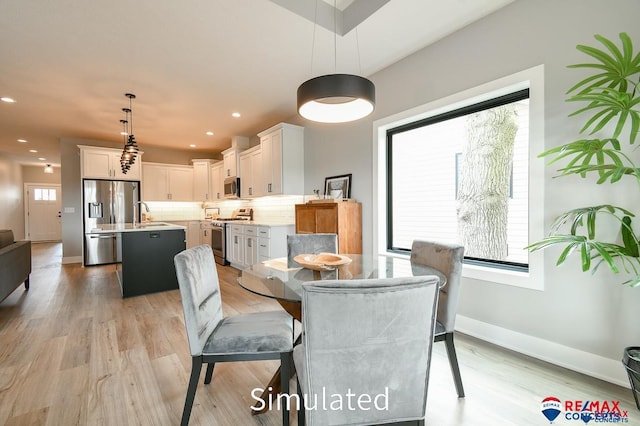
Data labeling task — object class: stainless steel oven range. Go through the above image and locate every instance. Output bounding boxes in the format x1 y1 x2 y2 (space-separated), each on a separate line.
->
210 208 253 265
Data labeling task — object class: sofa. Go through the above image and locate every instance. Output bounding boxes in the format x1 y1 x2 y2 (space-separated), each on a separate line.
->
0 230 31 303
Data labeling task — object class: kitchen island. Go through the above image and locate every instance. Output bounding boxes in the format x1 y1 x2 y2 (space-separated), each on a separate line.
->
90 222 187 297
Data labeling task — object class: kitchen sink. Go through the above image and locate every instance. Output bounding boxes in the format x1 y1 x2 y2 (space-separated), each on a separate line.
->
138 223 168 227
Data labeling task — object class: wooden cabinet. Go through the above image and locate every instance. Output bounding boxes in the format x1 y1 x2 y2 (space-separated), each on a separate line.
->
258 123 304 196
79 145 142 180
142 163 193 201
295 201 362 254
210 162 224 201
222 136 249 178
192 159 215 201
239 145 262 198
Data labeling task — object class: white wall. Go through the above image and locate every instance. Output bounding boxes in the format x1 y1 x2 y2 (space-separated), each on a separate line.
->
302 0 640 383
0 154 24 238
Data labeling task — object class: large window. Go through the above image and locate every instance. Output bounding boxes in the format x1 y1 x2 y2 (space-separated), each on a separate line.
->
386 89 530 271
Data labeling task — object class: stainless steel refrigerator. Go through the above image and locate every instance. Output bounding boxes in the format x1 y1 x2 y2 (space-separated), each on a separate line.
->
83 179 140 266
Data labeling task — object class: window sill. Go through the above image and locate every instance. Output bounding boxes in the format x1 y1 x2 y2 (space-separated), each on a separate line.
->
463 262 542 291
381 250 544 291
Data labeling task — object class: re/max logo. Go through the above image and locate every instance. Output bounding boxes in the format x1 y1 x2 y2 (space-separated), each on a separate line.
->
564 400 627 415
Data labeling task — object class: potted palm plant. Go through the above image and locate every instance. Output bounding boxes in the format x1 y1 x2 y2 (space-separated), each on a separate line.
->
528 32 640 284
527 32 640 409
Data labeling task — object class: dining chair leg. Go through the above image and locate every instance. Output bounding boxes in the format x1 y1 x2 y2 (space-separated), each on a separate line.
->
296 376 305 426
181 356 203 426
280 352 292 426
444 332 465 397
204 362 215 384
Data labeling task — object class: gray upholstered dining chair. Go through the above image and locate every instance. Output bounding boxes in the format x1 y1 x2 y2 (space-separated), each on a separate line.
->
410 239 465 398
294 275 440 426
286 233 338 268
174 245 294 426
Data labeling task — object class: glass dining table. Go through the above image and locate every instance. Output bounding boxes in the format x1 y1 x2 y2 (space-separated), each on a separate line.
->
237 253 447 321
237 253 447 415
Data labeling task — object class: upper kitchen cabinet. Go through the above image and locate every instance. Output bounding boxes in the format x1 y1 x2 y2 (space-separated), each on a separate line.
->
79 145 142 180
221 136 249 178
258 123 304 196
210 162 224 201
192 159 216 201
239 145 263 198
142 163 193 201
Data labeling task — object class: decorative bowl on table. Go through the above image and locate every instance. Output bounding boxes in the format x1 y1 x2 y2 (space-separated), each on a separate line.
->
293 253 352 271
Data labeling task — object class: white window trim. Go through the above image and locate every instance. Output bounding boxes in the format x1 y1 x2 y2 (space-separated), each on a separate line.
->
372 65 545 291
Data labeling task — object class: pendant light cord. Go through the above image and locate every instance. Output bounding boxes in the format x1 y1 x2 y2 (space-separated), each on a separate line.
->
356 27 362 74
128 95 133 136
310 0 318 74
333 0 337 73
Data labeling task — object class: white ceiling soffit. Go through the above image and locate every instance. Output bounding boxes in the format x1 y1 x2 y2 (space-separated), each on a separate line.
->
269 0 391 35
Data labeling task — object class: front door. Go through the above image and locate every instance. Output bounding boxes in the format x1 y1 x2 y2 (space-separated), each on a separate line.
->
25 184 62 241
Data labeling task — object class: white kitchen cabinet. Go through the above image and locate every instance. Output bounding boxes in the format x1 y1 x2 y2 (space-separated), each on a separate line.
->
227 223 294 269
192 159 215 201
210 162 224 201
258 123 304 196
243 225 258 266
228 224 245 267
142 163 193 201
79 145 142 180
200 222 213 246
221 136 249 178
166 220 199 249
257 224 294 263
257 227 271 263
187 221 201 248
223 150 238 178
239 145 263 198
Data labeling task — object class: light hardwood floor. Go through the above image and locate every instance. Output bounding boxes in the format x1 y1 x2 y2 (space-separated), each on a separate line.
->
0 242 636 425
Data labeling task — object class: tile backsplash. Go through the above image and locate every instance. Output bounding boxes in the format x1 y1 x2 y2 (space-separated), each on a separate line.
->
145 202 205 221
146 195 310 223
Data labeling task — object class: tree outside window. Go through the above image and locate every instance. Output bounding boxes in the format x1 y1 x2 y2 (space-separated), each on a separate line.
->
387 90 529 269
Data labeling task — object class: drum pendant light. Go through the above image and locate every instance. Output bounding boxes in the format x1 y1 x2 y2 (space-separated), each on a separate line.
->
298 74 375 123
297 1 375 123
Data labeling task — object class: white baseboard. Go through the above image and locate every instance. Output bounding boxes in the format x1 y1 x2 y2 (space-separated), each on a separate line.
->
456 315 630 388
61 256 82 264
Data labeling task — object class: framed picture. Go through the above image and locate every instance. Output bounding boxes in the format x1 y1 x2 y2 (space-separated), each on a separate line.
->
324 174 352 199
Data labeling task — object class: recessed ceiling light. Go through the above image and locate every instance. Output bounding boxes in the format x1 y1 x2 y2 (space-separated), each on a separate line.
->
205 131 214 136
189 144 196 148
17 139 27 143
29 149 37 153
38 157 46 161
232 112 241 118
1 97 16 103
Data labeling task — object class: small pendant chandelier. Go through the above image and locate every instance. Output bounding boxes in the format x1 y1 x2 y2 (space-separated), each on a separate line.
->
120 93 138 174
296 0 375 123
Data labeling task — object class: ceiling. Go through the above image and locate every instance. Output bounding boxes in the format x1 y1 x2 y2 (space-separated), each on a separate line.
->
0 0 513 167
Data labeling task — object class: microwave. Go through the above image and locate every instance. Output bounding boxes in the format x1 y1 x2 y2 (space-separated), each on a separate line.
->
224 177 240 199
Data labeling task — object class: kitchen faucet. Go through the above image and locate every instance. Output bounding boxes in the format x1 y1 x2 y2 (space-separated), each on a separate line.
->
133 201 150 227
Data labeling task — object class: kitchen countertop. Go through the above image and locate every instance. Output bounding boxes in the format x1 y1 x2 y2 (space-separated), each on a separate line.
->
89 222 186 233
226 221 295 227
